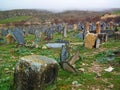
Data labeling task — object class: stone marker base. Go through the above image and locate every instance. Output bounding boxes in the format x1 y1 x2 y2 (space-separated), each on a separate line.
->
14 55 58 90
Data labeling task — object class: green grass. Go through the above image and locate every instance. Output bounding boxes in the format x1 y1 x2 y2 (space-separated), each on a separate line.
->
112 10 120 15
0 29 120 90
0 16 30 24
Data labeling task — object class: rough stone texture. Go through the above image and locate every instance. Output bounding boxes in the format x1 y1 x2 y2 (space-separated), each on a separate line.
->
5 34 15 44
73 24 78 30
110 21 114 30
14 55 58 90
96 21 101 34
84 33 97 49
85 22 90 32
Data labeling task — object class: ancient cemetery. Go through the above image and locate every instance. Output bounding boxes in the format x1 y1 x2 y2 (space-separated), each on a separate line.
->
0 9 120 90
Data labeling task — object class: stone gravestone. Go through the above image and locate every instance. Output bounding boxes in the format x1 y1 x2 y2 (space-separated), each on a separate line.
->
45 26 54 40
63 23 67 38
84 33 97 49
73 24 77 31
14 55 58 90
60 45 69 61
13 27 25 45
59 46 79 73
1 28 8 37
83 22 90 40
0 26 4 43
110 21 114 30
96 21 101 34
34 30 41 47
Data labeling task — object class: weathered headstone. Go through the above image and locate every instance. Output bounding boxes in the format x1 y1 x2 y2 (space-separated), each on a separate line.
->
83 22 90 39
14 55 58 90
13 27 25 45
95 38 100 48
59 49 80 73
110 21 114 30
34 30 41 44
96 21 101 34
84 33 97 49
75 33 83 39
85 22 90 32
63 23 67 38
73 24 77 31
45 26 54 40
1 28 8 37
60 45 69 61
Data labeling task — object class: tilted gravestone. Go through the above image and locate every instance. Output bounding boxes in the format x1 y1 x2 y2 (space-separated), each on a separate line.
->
14 55 58 90
59 46 79 73
13 27 25 45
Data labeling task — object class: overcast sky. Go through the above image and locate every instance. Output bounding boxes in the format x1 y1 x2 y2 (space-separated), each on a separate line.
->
0 0 120 11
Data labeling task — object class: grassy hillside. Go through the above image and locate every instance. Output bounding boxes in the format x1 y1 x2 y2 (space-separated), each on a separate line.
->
112 10 120 15
0 16 30 24
0 29 120 90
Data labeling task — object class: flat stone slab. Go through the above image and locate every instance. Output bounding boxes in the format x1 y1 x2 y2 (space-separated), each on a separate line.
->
46 43 66 48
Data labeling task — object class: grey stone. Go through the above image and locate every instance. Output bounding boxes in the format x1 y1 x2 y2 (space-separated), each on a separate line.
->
14 55 58 90
13 27 25 45
1 28 8 37
46 43 66 48
75 33 83 39
34 30 41 44
60 45 69 61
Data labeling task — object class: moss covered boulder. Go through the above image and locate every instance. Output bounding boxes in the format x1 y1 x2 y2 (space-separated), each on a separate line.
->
14 55 58 90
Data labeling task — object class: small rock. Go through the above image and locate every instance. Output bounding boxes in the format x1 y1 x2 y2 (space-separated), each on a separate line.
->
78 68 85 72
108 84 114 89
42 45 47 49
72 81 81 87
104 66 114 72
82 63 85 66
72 81 78 85
96 73 101 77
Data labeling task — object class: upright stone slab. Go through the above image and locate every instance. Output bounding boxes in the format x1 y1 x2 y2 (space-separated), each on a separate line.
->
63 23 67 38
85 22 90 32
1 28 8 37
83 22 90 39
14 55 58 90
110 21 114 30
13 27 25 45
60 45 69 61
34 30 41 44
96 21 101 34
73 24 77 31
84 33 97 49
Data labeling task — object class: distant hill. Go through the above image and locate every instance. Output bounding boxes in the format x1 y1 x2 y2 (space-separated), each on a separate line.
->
0 9 104 20
0 9 120 24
